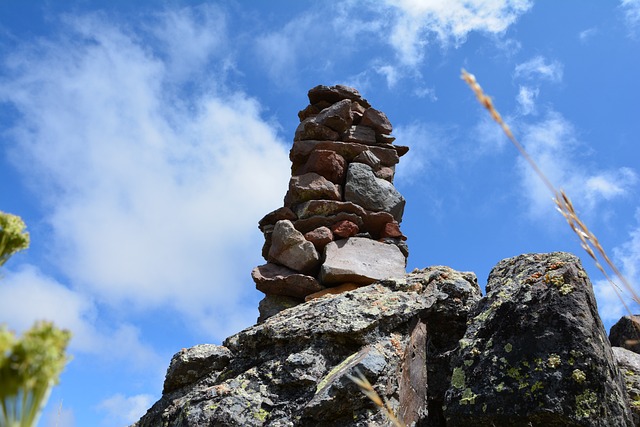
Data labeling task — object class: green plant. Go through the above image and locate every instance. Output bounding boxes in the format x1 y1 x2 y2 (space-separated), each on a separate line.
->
0 211 71 427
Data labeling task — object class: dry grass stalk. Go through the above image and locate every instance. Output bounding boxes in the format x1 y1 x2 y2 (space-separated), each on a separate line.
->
346 369 405 427
461 69 640 311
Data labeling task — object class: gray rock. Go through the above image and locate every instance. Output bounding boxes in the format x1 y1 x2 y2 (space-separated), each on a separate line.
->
614 347 640 425
252 263 324 299
268 220 320 274
444 252 633 426
344 162 405 222
163 344 232 393
342 125 376 144
610 315 640 354
134 267 480 427
258 294 302 323
320 237 406 285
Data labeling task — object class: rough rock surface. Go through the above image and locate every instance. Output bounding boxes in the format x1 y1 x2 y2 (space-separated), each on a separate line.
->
444 252 633 426
321 237 406 285
252 263 324 299
610 315 640 354
163 344 232 394
614 347 640 424
134 266 480 427
268 220 320 274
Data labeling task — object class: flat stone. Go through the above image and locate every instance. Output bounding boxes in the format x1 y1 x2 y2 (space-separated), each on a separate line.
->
321 237 406 285
342 125 376 144
361 107 392 134
268 220 320 274
331 220 359 238
294 117 340 141
284 172 341 207
304 226 333 251
258 206 297 232
297 149 346 184
352 150 381 170
252 263 324 299
295 200 367 220
294 212 364 235
308 85 370 108
344 162 405 222
298 104 320 121
376 134 396 144
290 139 399 168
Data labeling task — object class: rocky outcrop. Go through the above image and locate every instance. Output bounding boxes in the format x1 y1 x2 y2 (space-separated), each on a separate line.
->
134 252 636 426
255 85 409 322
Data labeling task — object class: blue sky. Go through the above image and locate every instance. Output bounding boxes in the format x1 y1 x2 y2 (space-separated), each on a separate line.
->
0 1 639 425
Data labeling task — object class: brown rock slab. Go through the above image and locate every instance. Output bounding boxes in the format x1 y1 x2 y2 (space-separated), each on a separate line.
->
375 166 395 182
342 125 376 144
320 237 406 285
304 226 333 251
353 150 381 170
294 200 367 220
268 220 320 274
308 84 370 108
284 172 341 207
290 139 399 168
294 117 340 141
380 221 406 240
361 107 392 134
252 263 324 299
294 212 364 235
258 207 297 232
314 99 353 133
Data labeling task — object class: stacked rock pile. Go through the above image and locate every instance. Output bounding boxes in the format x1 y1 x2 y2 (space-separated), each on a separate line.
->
252 85 410 322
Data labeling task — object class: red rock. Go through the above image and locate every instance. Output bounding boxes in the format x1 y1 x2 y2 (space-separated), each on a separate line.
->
380 221 407 240
258 207 297 232
331 220 359 238
290 139 399 168
304 226 333 251
268 220 320 274
297 150 346 184
353 150 381 170
314 99 353 133
294 117 339 141
375 167 395 183
252 263 324 299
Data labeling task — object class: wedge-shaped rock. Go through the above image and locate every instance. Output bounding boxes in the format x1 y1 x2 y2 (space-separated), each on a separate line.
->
268 220 320 274
284 172 341 207
321 237 406 285
445 252 633 426
252 263 324 299
344 162 405 222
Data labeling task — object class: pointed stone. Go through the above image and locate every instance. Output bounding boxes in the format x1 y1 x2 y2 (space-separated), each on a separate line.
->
344 162 405 222
268 220 320 274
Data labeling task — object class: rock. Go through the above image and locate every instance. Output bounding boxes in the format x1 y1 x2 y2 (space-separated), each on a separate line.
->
252 263 324 299
444 252 633 426
163 344 232 394
361 107 392 134
375 166 395 182
283 172 341 207
268 220 320 274
352 149 381 170
294 199 367 220
308 84 371 108
296 149 346 184
314 99 353 133
134 267 480 427
304 282 361 301
344 162 405 222
330 220 359 238
614 347 640 424
321 237 406 285
304 226 333 251
380 221 406 240
380 237 409 259
294 117 340 141
258 207 297 232
342 125 376 144
293 212 363 235
377 133 396 144
610 315 640 354
258 294 302 323
290 139 399 168
298 104 320 121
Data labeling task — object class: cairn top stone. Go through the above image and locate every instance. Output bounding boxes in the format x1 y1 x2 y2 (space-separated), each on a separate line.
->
308 84 371 108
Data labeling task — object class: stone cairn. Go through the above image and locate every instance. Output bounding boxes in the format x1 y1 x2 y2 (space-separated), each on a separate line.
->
252 85 410 322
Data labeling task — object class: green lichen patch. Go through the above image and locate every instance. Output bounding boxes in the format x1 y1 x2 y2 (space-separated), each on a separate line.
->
547 354 561 369
504 343 513 353
572 369 586 383
460 388 478 405
254 408 269 422
575 390 598 418
452 367 466 389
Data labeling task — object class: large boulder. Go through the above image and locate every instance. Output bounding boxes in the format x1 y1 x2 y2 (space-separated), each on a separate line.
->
444 252 633 426
344 162 405 222
134 267 480 427
162 344 232 394
268 220 320 274
610 315 640 354
320 237 406 285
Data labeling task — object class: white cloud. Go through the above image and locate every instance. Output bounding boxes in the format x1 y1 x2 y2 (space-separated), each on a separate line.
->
516 112 638 219
514 56 564 83
579 27 599 43
383 0 533 66
97 393 155 427
621 0 640 35
0 265 162 368
594 209 640 323
0 12 290 342
516 85 539 115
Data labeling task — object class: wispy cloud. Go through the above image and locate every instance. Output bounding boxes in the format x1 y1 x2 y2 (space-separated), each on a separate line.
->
97 393 155 426
516 85 540 115
620 0 640 36
0 11 290 342
514 55 564 83
516 112 637 219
